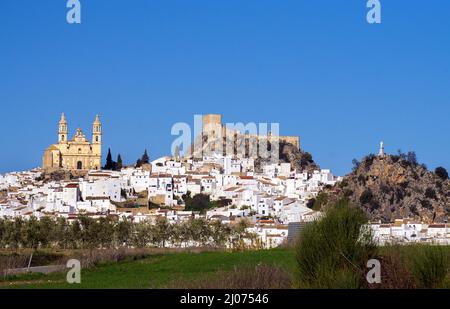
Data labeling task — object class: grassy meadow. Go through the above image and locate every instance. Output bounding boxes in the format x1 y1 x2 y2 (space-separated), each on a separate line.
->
1 248 296 289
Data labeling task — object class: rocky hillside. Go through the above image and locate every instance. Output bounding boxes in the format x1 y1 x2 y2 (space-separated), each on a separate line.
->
36 169 87 183
318 153 450 223
187 134 319 173
255 141 319 173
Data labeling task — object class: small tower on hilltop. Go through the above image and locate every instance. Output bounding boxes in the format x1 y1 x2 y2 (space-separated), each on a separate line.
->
378 141 385 157
58 112 68 144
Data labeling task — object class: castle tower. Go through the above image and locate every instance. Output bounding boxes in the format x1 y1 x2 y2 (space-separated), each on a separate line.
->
92 114 102 159
202 114 222 138
58 112 68 144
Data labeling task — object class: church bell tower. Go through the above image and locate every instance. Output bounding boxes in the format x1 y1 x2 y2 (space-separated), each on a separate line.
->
58 112 68 144
92 114 102 167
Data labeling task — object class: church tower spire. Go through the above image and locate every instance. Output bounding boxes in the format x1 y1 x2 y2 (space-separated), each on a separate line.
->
92 114 102 169
58 112 68 144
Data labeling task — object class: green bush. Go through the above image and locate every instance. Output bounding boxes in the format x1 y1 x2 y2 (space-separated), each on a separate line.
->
312 192 328 211
408 245 450 288
294 200 377 288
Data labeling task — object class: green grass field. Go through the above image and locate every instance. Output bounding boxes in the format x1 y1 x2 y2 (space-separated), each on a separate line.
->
1 249 295 289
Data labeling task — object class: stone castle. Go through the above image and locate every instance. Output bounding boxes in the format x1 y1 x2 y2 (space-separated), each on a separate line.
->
201 114 300 148
42 113 102 171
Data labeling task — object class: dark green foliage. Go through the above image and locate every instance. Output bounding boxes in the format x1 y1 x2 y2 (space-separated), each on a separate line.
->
0 216 250 250
380 184 391 194
184 193 215 213
424 187 437 200
420 199 433 210
359 189 373 205
409 204 419 216
357 174 366 185
294 200 376 288
435 167 448 181
408 245 450 288
363 154 376 170
406 151 418 166
343 188 354 198
352 159 360 171
368 200 380 211
306 198 315 209
104 148 121 170
301 152 313 165
397 150 418 167
104 148 114 170
339 178 349 188
116 154 123 170
136 149 150 167
213 198 232 208
312 192 328 211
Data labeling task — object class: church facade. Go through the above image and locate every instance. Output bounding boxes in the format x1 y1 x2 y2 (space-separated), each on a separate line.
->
42 113 102 171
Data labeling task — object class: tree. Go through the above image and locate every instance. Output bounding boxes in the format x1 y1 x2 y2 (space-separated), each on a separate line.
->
184 193 214 213
360 189 374 205
294 200 377 288
141 149 149 164
406 151 418 166
435 167 448 181
104 148 114 170
116 154 123 170
132 221 153 248
136 149 149 167
352 159 360 171
312 192 328 211
152 218 170 248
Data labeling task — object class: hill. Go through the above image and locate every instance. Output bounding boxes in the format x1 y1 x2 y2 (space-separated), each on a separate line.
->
316 153 450 223
188 134 319 173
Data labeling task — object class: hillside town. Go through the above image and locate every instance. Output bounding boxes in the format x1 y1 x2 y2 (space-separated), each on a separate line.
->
0 114 449 247
0 152 339 248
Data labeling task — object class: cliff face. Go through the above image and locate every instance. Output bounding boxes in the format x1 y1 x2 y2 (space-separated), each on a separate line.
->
323 154 450 223
278 141 319 173
254 141 319 173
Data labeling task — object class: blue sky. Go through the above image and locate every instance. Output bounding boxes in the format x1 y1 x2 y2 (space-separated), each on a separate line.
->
1 0 449 175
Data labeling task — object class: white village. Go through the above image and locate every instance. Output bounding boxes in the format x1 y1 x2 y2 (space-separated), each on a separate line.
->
0 114 449 247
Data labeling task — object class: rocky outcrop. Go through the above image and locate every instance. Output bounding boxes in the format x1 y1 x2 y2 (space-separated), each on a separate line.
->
321 154 450 223
255 141 319 173
36 169 87 183
187 134 319 173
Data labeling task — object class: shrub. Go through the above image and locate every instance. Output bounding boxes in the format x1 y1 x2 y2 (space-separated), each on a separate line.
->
408 245 450 288
312 192 328 211
294 200 377 288
424 188 437 200
359 189 373 205
435 167 448 181
306 198 315 209
369 245 416 289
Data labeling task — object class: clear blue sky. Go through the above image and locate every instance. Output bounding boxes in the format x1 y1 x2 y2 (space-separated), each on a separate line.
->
1 0 449 175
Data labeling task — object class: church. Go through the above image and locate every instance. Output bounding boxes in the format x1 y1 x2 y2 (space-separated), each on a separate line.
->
42 113 102 171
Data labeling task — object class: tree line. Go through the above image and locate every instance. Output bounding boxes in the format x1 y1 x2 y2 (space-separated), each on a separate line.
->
103 148 150 171
0 216 254 250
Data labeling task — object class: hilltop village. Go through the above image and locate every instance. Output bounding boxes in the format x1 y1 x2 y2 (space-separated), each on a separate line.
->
0 114 449 247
